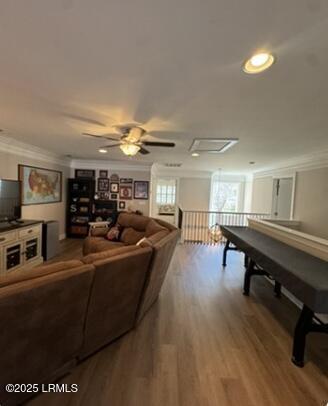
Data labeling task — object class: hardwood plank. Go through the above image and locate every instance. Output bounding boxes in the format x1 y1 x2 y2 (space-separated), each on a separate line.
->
26 240 328 406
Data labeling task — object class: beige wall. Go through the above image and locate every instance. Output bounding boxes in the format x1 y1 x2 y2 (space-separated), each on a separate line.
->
179 177 211 211
71 167 151 216
293 167 328 239
0 150 69 238
251 176 273 214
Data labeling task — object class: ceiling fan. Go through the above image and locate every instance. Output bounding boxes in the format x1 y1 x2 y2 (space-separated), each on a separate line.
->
82 124 175 156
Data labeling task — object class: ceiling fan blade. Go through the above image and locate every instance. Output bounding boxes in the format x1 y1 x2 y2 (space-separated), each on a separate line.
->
138 147 150 155
82 132 107 139
82 132 120 141
143 141 175 147
101 143 122 149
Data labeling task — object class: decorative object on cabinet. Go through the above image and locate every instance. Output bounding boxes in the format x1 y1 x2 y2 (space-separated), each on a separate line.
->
18 165 62 205
134 181 149 199
99 192 110 200
97 178 110 192
75 169 95 179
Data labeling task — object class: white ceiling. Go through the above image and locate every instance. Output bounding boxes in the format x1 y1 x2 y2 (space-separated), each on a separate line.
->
1 0 328 173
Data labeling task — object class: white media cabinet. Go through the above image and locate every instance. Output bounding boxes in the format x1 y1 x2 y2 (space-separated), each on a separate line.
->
0 220 43 273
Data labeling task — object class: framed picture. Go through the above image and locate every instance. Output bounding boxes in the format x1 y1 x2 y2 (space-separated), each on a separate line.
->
110 193 118 200
110 173 119 182
119 185 132 200
18 165 62 205
134 181 149 200
120 178 133 184
110 182 119 193
99 170 108 178
98 178 110 192
75 169 95 179
119 201 126 210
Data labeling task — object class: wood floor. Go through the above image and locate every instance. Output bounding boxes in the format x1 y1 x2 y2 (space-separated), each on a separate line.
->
28 240 328 406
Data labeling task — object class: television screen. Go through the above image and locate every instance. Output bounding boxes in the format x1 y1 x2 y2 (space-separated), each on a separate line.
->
0 180 21 221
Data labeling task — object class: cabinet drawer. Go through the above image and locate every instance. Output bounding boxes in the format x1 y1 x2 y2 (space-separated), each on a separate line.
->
0 232 16 246
18 226 40 239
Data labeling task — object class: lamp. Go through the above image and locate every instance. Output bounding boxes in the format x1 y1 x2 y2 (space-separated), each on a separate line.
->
119 143 140 156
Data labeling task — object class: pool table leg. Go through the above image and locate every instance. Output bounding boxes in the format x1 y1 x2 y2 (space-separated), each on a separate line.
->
292 305 313 367
243 260 268 296
243 260 255 295
274 281 282 298
222 240 230 266
244 254 249 268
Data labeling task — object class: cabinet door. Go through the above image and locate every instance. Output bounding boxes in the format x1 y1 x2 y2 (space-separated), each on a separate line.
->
4 242 23 272
0 246 4 273
23 236 40 264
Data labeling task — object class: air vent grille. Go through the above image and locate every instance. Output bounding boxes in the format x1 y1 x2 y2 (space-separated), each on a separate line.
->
164 163 182 168
190 138 238 154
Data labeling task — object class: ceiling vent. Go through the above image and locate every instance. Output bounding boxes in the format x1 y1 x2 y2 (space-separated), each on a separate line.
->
164 163 182 168
189 138 238 154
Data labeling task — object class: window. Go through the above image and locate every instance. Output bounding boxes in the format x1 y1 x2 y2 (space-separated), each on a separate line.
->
210 176 243 212
156 181 176 205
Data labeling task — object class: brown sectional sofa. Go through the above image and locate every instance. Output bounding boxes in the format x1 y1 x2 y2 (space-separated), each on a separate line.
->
0 213 178 406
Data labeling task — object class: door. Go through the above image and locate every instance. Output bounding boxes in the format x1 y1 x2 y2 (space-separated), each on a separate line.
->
272 177 293 219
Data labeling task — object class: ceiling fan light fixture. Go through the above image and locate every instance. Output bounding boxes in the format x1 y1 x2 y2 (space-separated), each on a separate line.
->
120 143 140 156
126 127 145 143
243 52 275 74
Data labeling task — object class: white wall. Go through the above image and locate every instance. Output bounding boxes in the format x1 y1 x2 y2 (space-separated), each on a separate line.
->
251 166 328 239
0 150 70 238
251 176 274 214
293 167 328 239
179 177 211 211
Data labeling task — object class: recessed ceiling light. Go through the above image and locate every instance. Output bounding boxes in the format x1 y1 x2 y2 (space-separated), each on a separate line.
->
98 148 107 153
192 152 200 157
243 52 275 74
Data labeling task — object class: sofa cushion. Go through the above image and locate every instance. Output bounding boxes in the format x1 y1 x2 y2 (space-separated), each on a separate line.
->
92 240 126 252
0 260 84 288
120 227 146 245
83 236 104 255
147 230 170 244
145 219 168 237
117 212 150 231
82 245 141 264
83 237 125 255
90 227 109 237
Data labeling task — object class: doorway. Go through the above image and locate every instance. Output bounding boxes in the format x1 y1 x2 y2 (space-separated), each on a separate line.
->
271 177 294 219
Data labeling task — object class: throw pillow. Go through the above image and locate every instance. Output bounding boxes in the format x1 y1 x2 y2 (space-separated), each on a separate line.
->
106 225 121 241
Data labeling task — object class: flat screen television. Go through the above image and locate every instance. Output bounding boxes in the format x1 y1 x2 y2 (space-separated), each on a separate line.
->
0 180 21 222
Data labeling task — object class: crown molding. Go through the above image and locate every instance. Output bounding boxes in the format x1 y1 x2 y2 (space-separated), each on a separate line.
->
152 166 212 179
70 159 152 172
0 135 70 167
253 149 328 178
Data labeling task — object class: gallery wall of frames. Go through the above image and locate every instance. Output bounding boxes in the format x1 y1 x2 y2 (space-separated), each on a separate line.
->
67 168 150 237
